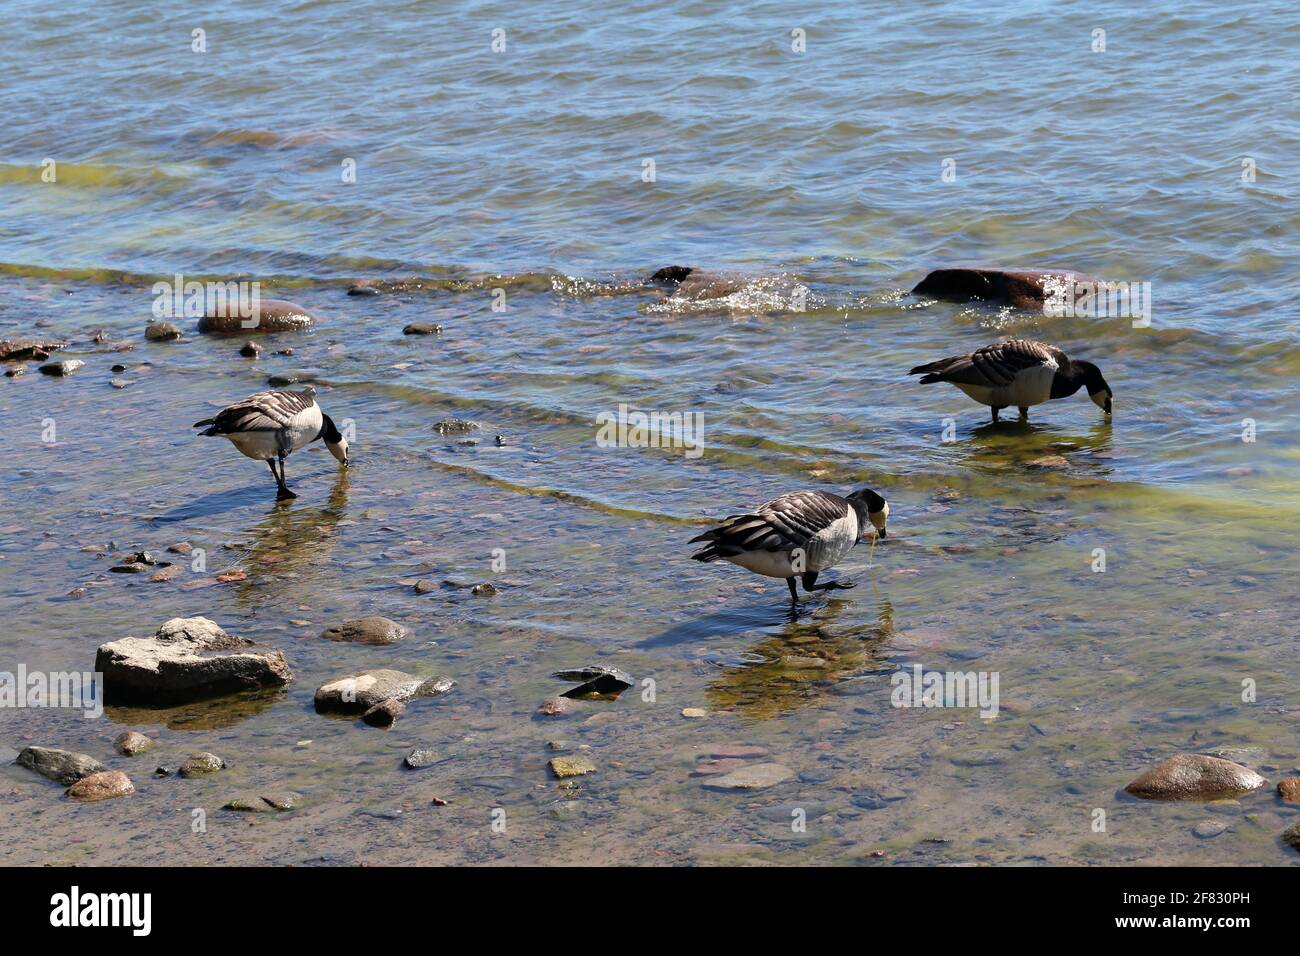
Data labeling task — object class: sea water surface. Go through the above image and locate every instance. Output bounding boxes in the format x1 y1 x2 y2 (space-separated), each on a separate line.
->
1 0 1299 865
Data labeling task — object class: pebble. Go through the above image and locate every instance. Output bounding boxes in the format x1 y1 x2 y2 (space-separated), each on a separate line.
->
144 321 182 342
1192 820 1229 839
681 708 707 719
404 749 440 769
1278 778 1300 804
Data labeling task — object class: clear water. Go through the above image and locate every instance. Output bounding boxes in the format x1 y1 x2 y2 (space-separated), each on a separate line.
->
1 0 1298 865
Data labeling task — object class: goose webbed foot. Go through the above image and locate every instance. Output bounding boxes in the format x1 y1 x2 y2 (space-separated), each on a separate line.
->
991 406 1003 424
268 457 297 500
800 572 855 593
1018 406 1029 421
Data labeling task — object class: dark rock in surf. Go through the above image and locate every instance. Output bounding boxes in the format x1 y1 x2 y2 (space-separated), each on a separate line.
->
362 698 405 727
554 665 634 699
403 322 442 335
239 340 263 358
38 359 85 376
267 370 316 387
95 616 293 704
197 298 317 335
144 321 182 342
1124 753 1266 800
911 267 1107 310
15 746 105 784
433 418 480 435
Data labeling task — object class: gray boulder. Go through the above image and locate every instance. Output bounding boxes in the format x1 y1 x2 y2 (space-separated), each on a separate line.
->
95 616 293 705
16 746 104 784
320 616 410 646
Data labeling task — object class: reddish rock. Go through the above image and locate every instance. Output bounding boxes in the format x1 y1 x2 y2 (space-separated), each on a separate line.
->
1278 777 1300 804
66 770 135 802
1124 753 1266 800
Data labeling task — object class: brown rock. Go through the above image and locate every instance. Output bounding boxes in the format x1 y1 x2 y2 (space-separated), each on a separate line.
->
403 322 442 335
536 696 574 717
1124 753 1267 800
319 616 410 646
148 565 181 583
1277 777 1300 804
239 340 263 358
0 338 67 362
314 669 454 714
66 770 135 802
197 298 317 335
144 321 182 342
1284 820 1300 851
113 731 154 756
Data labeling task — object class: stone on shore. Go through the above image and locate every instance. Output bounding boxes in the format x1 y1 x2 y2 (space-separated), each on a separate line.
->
113 731 155 756
1124 753 1266 800
15 746 104 784
95 616 293 704
197 298 317 334
320 616 410 646
314 669 455 714
912 267 1108 310
66 770 135 802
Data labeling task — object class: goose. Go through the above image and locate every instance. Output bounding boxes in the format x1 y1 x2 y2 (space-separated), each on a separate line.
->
908 339 1112 423
194 388 348 500
690 488 888 601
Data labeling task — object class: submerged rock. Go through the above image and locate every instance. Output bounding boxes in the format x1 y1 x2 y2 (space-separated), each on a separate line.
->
95 616 293 705
197 298 317 334
536 696 575 717
471 582 498 597
239 340 263 358
179 752 227 777
314 669 455 714
15 746 104 784
433 418 480 435
1284 821 1300 851
1192 820 1229 839
223 791 299 812
912 267 1107 309
320 616 410 646
66 770 134 802
404 748 440 769
1124 753 1266 800
113 731 155 756
549 756 597 779
1278 777 1300 804
403 322 442 335
701 763 794 791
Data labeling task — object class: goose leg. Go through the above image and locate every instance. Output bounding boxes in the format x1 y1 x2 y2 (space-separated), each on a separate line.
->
786 577 799 602
1018 406 1029 421
274 454 297 500
802 571 855 592
991 406 1003 423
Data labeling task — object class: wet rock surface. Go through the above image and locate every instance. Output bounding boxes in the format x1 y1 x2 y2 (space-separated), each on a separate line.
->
223 791 299 812
1124 753 1266 800
179 752 227 777
555 665 634 699
144 321 182 341
1283 821 1300 851
15 746 105 784
0 338 68 361
361 697 405 727
38 359 85 376
702 763 794 790
1278 777 1300 804
314 669 455 714
197 298 316 334
113 731 155 756
403 322 442 335
433 417 480 434
66 770 135 802
320 616 411 646
549 755 597 778
95 616 293 704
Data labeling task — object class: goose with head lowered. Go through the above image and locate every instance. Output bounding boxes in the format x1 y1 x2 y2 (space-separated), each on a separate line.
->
194 388 349 500
690 488 888 602
908 338 1112 423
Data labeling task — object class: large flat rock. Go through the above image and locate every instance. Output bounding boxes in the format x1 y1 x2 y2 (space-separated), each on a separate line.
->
0 338 68 361
15 746 104 784
95 616 293 705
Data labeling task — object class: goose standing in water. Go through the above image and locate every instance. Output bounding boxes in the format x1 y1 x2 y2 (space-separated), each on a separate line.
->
194 388 349 500
908 339 1112 423
690 488 888 602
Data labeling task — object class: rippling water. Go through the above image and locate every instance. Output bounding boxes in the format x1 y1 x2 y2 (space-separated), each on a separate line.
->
2 1 1299 866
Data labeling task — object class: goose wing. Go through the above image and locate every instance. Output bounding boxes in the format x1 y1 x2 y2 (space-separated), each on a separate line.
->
909 339 1067 387
690 491 850 560
194 389 317 434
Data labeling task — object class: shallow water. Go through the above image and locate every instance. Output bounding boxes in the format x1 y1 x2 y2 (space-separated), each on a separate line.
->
2 0 1299 865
